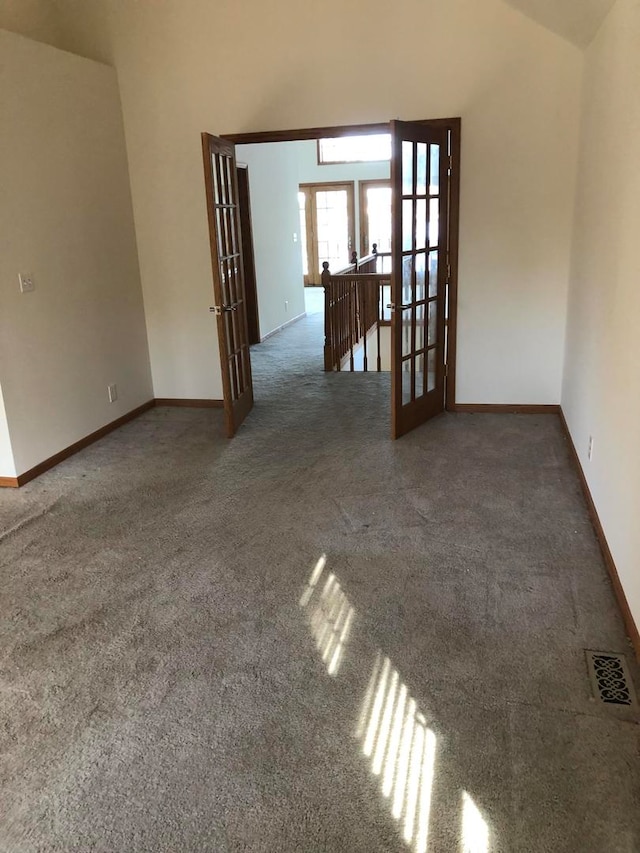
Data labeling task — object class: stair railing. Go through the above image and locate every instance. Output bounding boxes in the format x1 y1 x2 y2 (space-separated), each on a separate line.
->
321 247 391 372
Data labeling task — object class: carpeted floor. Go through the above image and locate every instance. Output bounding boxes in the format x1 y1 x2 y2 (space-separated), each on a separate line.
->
1 307 639 852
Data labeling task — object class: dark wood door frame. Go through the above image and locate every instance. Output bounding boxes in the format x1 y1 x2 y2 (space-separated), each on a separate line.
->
222 118 460 411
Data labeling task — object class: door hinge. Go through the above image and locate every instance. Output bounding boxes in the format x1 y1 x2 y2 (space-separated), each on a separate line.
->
444 364 449 378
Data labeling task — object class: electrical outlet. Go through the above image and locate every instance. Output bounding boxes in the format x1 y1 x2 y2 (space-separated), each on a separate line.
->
108 384 118 403
588 435 594 461
19 273 35 293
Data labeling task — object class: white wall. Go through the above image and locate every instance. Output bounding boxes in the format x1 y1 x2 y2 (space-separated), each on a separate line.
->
0 385 16 479
236 143 305 338
457 46 582 404
237 139 390 339
0 30 153 477
295 142 390 186
562 0 640 629
53 0 583 405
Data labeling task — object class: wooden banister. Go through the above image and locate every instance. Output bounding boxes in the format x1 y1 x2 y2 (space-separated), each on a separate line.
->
322 250 391 372
325 273 389 282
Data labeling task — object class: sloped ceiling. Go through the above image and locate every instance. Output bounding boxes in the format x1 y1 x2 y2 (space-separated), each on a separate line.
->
503 0 616 47
42 0 618 62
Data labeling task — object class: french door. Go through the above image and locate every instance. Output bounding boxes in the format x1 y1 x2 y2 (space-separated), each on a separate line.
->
205 119 458 441
202 133 253 437
298 182 355 285
390 121 449 439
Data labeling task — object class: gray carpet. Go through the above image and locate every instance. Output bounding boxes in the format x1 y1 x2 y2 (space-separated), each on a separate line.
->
1 308 639 853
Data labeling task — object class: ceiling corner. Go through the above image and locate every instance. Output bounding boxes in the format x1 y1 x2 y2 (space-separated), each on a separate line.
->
502 0 616 48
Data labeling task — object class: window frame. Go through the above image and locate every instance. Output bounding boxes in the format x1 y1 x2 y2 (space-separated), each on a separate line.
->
299 181 356 285
316 134 392 166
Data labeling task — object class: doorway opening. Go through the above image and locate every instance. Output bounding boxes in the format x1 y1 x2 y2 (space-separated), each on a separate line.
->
203 119 460 439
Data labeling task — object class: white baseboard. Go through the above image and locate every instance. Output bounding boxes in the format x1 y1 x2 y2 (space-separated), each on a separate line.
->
260 312 306 342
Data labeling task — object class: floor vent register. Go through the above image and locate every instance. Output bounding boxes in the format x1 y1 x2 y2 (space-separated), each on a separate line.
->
586 650 638 708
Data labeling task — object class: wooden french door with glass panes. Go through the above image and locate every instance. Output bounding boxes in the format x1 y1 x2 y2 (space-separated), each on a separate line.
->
202 133 253 437
298 182 355 285
390 121 449 439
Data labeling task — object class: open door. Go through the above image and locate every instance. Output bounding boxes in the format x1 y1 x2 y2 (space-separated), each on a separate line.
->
390 121 449 439
202 133 254 437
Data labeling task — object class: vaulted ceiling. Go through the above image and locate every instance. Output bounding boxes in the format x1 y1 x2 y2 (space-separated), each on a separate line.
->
503 0 616 47
1 0 618 61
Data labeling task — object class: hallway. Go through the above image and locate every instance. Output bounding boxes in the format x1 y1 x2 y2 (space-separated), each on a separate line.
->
1 310 639 852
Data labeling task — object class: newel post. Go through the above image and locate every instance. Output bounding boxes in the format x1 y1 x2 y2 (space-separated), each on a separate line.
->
322 262 333 371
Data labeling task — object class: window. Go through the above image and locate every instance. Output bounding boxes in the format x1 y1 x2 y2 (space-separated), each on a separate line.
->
360 180 392 319
299 182 355 284
360 180 392 259
318 134 392 165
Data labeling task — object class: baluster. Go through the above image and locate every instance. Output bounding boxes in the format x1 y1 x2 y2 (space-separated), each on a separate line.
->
352 250 359 361
341 279 345 364
348 280 354 371
362 280 368 373
377 281 382 372
322 262 332 371
341 285 344 366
